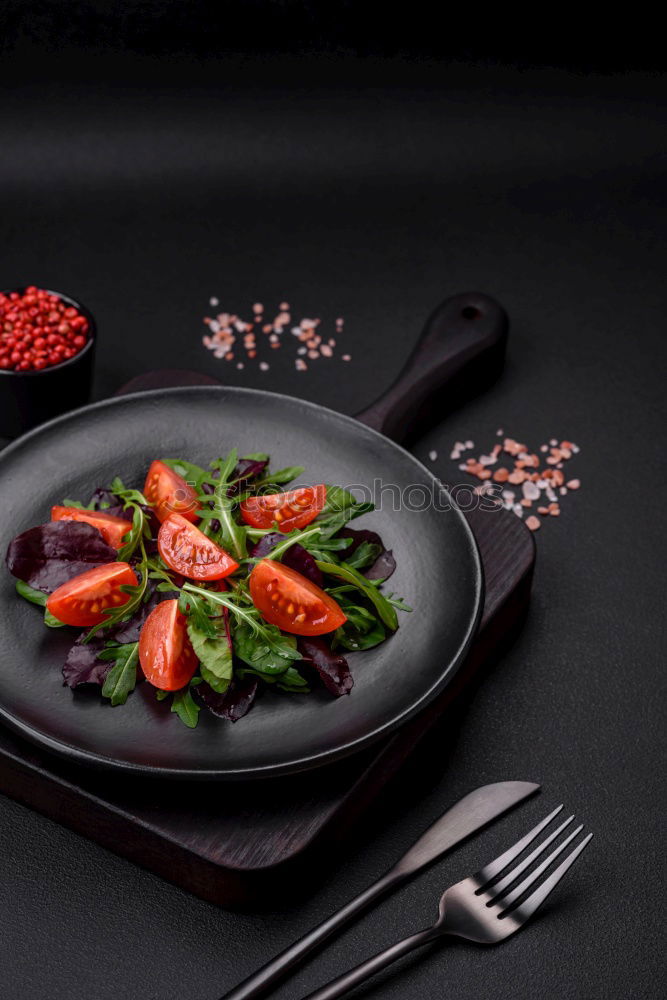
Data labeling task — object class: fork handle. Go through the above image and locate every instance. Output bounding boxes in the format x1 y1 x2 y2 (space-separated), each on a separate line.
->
299 926 442 1000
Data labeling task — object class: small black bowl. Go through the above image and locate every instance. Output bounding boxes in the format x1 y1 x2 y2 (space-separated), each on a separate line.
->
0 288 96 438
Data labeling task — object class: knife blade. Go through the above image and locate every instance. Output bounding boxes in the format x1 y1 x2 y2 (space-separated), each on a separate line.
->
391 780 540 876
221 780 539 1000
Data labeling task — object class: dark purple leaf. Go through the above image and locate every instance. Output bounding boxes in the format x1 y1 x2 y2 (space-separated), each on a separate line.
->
249 532 323 585
197 676 258 721
297 637 353 696
337 527 396 581
62 635 110 688
89 488 132 521
365 549 396 580
6 521 117 594
228 458 269 495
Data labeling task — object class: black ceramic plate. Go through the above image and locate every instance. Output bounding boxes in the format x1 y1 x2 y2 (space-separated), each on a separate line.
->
0 386 482 779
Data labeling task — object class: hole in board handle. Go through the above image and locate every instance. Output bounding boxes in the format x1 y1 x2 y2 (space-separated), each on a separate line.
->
461 306 481 320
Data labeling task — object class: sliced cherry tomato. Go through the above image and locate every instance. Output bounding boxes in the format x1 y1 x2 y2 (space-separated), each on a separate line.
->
46 562 138 626
240 484 326 534
158 513 239 581
138 598 199 691
249 558 347 636
143 459 199 523
51 505 131 550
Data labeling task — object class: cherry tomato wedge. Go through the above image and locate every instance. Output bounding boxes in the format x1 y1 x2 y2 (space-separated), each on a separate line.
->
46 562 138 626
143 459 199 523
240 484 326 534
138 598 199 691
51 505 131 550
158 513 239 581
249 558 347 636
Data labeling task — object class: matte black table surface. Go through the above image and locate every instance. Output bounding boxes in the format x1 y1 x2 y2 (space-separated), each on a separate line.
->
0 53 664 1000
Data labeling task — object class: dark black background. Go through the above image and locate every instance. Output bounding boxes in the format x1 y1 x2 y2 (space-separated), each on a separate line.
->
1 5 666 999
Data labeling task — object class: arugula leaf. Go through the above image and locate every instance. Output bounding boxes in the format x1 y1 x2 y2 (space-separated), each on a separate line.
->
85 578 149 641
171 685 201 728
199 492 247 560
16 581 66 627
100 642 139 706
314 487 375 539
259 526 322 562
16 580 47 606
116 504 145 562
61 497 96 510
186 618 233 694
109 477 148 507
385 594 413 612
179 590 219 637
316 560 399 631
209 450 238 485
197 451 248 560
106 479 150 562
162 458 210 490
254 466 304 488
44 609 66 628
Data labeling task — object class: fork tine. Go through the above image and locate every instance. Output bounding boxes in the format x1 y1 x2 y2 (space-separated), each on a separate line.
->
487 815 575 898
507 832 593 922
497 824 585 910
477 805 564 885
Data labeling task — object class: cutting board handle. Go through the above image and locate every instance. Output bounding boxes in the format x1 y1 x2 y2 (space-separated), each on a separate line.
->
355 292 508 444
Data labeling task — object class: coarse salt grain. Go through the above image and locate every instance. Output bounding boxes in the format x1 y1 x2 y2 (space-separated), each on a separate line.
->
203 299 348 372
450 429 581 533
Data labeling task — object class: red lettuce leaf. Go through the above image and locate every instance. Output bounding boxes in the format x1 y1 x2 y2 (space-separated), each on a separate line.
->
197 676 259 721
6 521 117 593
89 487 132 521
337 527 396 581
229 458 269 495
62 636 110 688
297 636 353 696
249 532 323 585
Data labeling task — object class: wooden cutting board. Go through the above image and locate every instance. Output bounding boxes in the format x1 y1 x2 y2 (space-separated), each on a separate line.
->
0 295 535 907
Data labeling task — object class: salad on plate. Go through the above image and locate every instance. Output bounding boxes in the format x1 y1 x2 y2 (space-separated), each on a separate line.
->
5 452 409 728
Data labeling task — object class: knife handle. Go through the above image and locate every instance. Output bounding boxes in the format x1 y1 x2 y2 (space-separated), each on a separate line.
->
219 871 400 1000
355 291 508 444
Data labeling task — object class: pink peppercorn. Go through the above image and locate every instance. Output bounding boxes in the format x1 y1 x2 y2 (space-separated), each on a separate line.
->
0 287 90 372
